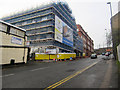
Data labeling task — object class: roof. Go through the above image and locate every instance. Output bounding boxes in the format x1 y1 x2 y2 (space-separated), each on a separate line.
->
0 20 26 32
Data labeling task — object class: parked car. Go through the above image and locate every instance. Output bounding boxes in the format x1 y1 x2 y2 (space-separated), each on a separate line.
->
91 54 97 59
102 53 105 55
105 52 111 56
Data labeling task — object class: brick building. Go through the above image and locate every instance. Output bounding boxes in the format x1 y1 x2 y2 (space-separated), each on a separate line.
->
77 24 94 56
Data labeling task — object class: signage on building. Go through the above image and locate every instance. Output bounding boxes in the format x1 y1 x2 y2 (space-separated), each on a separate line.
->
26 41 30 46
45 48 58 54
11 36 22 45
55 15 63 43
62 22 73 47
55 15 73 47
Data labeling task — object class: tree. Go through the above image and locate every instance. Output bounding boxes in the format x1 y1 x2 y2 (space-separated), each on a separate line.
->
106 31 112 47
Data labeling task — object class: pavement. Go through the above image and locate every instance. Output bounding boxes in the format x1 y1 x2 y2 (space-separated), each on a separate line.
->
1 55 119 89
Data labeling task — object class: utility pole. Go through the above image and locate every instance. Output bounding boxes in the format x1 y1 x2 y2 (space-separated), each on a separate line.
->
107 2 113 48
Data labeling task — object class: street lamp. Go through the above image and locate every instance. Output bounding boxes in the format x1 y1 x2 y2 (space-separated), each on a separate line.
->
107 2 113 17
107 2 113 56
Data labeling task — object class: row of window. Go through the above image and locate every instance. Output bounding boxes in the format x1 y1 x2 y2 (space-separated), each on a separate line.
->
0 23 25 37
30 40 53 46
20 20 54 30
29 39 74 52
13 14 54 26
53 6 76 31
30 40 73 51
57 3 76 26
59 3 73 21
5 8 52 23
26 27 54 35
27 33 54 40
53 3 75 25
54 41 73 51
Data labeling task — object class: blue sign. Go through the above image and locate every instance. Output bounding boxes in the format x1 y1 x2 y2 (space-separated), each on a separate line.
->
62 23 73 47
11 36 22 45
63 37 73 47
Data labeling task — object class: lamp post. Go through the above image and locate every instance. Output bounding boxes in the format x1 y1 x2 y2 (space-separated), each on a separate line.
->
107 2 113 18
107 2 113 48
107 2 114 58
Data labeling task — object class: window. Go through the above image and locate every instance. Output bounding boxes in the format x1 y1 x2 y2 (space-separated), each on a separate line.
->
46 34 52 38
10 27 17 34
0 23 2 30
41 16 47 21
32 20 36 23
17 30 25 37
7 25 10 34
22 21 27 25
0 23 7 32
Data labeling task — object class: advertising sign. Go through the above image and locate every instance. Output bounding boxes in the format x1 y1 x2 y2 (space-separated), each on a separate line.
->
26 41 30 46
55 15 63 43
62 23 73 47
55 15 73 47
45 48 57 54
11 36 22 45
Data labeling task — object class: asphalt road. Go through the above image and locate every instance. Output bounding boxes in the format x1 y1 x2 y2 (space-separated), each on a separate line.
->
1 55 118 89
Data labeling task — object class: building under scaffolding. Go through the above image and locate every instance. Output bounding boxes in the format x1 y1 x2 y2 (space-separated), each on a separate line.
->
2 1 83 56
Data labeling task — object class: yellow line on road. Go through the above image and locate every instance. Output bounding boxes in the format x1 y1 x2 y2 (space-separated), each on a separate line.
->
44 61 98 90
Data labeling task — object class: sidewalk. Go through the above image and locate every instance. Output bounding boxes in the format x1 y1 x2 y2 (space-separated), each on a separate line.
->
101 55 118 88
100 59 118 88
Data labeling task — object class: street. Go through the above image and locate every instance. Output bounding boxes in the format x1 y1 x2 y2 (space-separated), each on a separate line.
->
2 55 118 89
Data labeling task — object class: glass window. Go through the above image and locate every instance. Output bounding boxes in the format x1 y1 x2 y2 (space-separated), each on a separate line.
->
22 21 27 25
41 16 47 21
0 23 2 31
46 34 52 38
10 27 17 34
17 30 25 37
1 24 7 32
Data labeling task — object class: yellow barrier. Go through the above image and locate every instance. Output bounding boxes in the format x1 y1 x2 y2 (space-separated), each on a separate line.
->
83 53 86 57
35 53 49 60
35 53 76 60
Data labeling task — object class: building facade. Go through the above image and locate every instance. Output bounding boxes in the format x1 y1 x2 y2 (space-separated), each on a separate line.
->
111 11 120 60
0 20 29 64
2 2 83 55
77 24 94 56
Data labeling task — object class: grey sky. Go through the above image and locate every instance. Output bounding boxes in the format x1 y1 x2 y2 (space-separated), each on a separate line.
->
0 0 119 49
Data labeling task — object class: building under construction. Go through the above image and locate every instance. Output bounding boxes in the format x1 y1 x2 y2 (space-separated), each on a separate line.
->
2 1 83 56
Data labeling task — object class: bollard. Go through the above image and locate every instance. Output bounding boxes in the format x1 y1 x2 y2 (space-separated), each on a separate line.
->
53 58 55 61
60 59 62 62
70 57 72 61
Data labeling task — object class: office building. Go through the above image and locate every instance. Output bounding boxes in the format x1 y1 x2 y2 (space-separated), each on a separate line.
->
2 1 83 55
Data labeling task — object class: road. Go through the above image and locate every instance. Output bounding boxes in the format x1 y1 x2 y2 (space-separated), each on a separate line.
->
2 55 118 89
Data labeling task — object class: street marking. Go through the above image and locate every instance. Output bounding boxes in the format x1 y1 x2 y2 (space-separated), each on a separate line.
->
30 67 49 71
44 61 99 90
0 74 14 77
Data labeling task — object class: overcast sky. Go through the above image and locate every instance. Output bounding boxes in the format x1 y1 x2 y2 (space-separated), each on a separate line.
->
0 0 119 49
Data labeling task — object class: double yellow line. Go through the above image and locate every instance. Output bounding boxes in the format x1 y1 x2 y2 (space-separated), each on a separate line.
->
44 61 98 90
